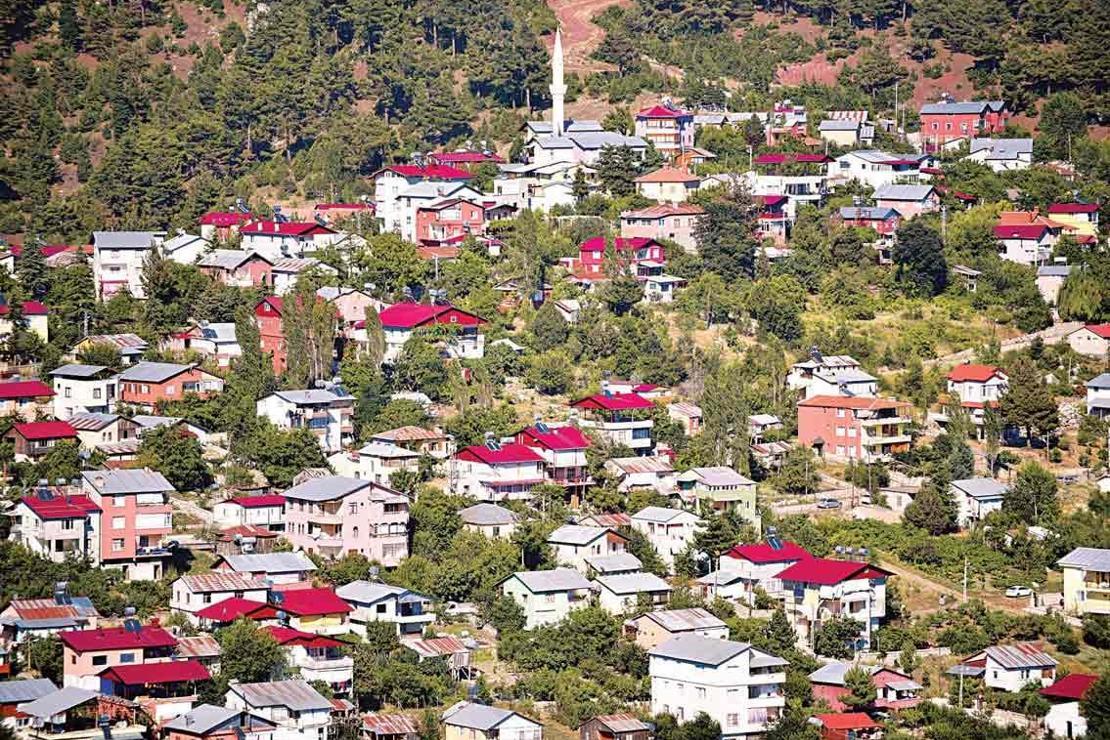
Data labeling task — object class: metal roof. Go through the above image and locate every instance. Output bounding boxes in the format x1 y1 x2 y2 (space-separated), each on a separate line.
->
874 184 935 201
336 580 425 605
197 249 258 270
358 442 421 459
1057 547 1110 571
984 644 1057 670
459 503 519 526
584 552 642 574
272 389 353 405
92 231 163 249
605 456 675 476
220 552 317 574
1036 265 1072 277
370 426 445 443
641 608 727 632
507 568 592 593
49 364 110 378
1085 373 1110 390
681 466 754 487
118 361 194 383
175 635 222 658
632 506 691 524
364 714 420 736
179 572 269 593
547 524 612 546
649 635 753 666
443 703 536 730
16 686 94 718
0 678 57 705
163 704 244 734
592 714 651 733
231 680 333 711
595 572 672 595
951 477 1008 500
67 412 120 431
82 469 174 494
282 475 373 502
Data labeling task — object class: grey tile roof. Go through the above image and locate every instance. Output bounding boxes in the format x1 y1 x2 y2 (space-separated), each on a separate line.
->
15 686 94 718
118 361 194 383
443 703 524 730
649 634 753 666
163 704 242 734
282 475 372 502
875 184 936 201
548 524 611 546
584 552 642 574
358 442 420 459
920 100 1004 115
49 364 110 378
82 469 175 494
92 231 163 249
641 608 727 632
231 680 332 711
951 477 1007 500
1086 373 1110 390
596 572 671 595
808 661 862 685
0 678 57 705
507 568 592 593
632 506 690 523
220 552 318 574
163 233 207 252
1057 547 1110 571
459 503 519 526
696 569 746 587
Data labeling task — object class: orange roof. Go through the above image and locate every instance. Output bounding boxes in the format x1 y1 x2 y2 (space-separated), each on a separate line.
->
634 166 701 184
997 210 1066 229
798 395 910 410
813 713 881 730
947 363 1004 383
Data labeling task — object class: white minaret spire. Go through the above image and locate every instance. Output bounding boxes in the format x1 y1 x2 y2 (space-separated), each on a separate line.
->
550 27 566 137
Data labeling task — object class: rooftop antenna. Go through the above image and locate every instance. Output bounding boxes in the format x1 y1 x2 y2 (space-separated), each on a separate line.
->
122 607 141 633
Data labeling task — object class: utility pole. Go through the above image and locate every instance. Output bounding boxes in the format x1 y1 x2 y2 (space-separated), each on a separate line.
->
962 556 969 600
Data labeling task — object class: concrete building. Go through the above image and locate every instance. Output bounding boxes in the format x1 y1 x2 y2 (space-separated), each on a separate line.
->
224 680 332 740
452 441 546 502
1057 547 1110 616
595 572 672 614
571 393 654 455
91 231 164 300
624 608 729 650
81 469 176 581
547 525 629 574
797 395 912 463
630 507 700 572
777 557 892 650
283 476 409 565
951 477 1008 528
676 467 758 524
459 503 519 539
1087 373 1110 418
500 569 594 629
442 703 542 740
257 389 355 454
335 581 435 638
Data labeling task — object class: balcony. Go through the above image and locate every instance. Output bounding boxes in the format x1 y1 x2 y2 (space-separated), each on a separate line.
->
308 510 344 525
858 416 912 426
863 433 912 446
300 653 354 671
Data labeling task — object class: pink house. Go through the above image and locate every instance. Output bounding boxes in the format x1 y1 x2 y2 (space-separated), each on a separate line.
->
797 395 912 463
575 237 666 277
756 195 790 244
81 469 176 581
59 623 178 689
197 250 274 288
620 204 705 254
414 198 486 244
919 99 1008 148
282 475 410 566
873 184 940 220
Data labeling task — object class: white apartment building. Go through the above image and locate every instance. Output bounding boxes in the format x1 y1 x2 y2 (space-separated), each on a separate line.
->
49 365 119 419
256 389 355 454
451 442 546 502
170 573 269 624
786 353 870 399
649 635 787 739
91 231 165 300
571 393 655 455
335 580 436 638
546 525 629 574
631 507 700 572
826 150 931 190
10 489 102 564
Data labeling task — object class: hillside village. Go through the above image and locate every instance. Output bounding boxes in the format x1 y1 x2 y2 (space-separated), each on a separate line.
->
0 1 1109 740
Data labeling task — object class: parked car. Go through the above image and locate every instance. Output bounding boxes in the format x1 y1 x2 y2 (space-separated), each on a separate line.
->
1005 585 1032 598
817 498 842 509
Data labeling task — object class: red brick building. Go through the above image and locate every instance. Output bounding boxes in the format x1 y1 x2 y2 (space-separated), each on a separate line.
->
117 362 224 409
918 99 1009 149
415 198 486 244
797 395 912 463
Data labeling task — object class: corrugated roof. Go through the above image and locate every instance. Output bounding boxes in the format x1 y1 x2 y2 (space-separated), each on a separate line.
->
547 524 613 546
951 477 1007 500
16 686 94 718
175 635 222 658
606 456 674 475
0 678 57 705
776 558 892 586
443 703 533 731
60 625 176 652
67 412 120 431
364 714 420 736
118 361 195 383
875 184 935 201
100 659 210 685
406 636 468 659
4 597 99 623
584 552 642 574
336 580 424 605
82 469 174 495
641 608 726 632
649 635 751 665
592 714 651 733
163 704 244 734
726 541 811 564
682 466 754 487
179 572 269 593
1040 674 1098 701
596 572 672 595
632 506 690 524
92 231 163 249
232 680 333 711
220 552 317 574
1057 547 1110 571
50 364 111 378
507 568 592 593
984 644 1057 670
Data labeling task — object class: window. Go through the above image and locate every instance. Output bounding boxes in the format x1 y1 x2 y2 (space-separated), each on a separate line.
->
696 687 706 699
727 715 738 728
92 655 108 666
141 385 150 394
376 604 387 614
348 503 357 514
166 386 176 396
119 653 135 664
93 388 102 400
836 408 846 418
112 538 124 551
835 426 845 437
114 496 125 507
112 517 125 529
64 387 72 398
351 526 359 539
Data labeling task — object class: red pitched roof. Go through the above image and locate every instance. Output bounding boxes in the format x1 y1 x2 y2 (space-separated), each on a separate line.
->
240 221 336 237
797 395 909 411
518 425 592 451
579 236 661 252
456 442 544 466
947 364 1004 383
754 153 831 165
637 105 690 119
1047 202 1099 214
994 224 1049 239
263 626 344 649
1040 674 1098 701
572 393 654 411
776 558 893 585
60 625 177 652
273 587 352 616
430 151 504 164
100 659 210 685
0 301 48 316
195 597 269 622
230 494 286 508
376 164 473 180
200 212 252 227
256 296 284 314
21 493 101 520
378 302 485 329
1081 324 1110 339
11 421 77 441
726 540 812 564
813 713 881 730
0 379 54 399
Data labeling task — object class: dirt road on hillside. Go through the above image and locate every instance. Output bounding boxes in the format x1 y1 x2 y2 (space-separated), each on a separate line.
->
547 0 630 73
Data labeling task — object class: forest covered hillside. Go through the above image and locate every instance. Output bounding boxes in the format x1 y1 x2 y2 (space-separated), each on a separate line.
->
1 0 1107 243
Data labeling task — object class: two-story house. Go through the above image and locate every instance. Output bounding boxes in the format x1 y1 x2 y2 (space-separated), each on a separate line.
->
573 237 666 279
605 456 677 493
649 635 787 738
91 231 164 299
808 662 922 712
777 557 892 650
414 198 487 244
500 569 594 629
918 99 1008 148
5 421 78 462
571 393 655 454
634 167 702 204
67 413 139 450
171 573 270 625
1057 547 1110 616
369 426 453 459
945 363 1009 434
263 627 354 696
624 608 729 650
283 476 409 565
442 703 543 740
1047 201 1100 238
213 552 318 586
873 184 940 220
371 164 473 236
335 581 436 638
634 105 694 157
117 362 224 409
81 469 176 581
826 151 930 190
0 379 55 418
197 250 274 288
1086 373 1110 418
951 477 1008 528
630 507 700 573
798 395 912 463
620 204 705 254
59 623 177 689
340 441 420 486
451 441 546 502
676 467 759 525
378 302 487 363
10 489 102 564
213 495 286 533
224 680 332 740
50 365 120 420
579 714 652 740
459 503 519 539
257 389 355 454
0 594 100 644
238 221 339 260
546 525 629 573
516 423 592 499
712 539 813 607
595 572 672 614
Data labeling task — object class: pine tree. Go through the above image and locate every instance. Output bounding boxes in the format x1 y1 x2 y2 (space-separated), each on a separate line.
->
1000 357 1059 446
693 183 758 282
58 0 82 50
893 221 947 297
362 305 386 368
17 239 49 302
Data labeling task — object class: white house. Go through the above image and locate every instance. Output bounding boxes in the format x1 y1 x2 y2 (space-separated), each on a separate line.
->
965 138 1033 172
49 365 119 419
786 353 870 399
1086 373 1110 418
604 456 677 494
212 495 286 533
595 572 672 615
955 644 1058 693
238 221 339 261
441 702 543 740
371 164 473 237
676 467 758 525
826 150 929 190
264 626 354 697
1067 324 1110 358
546 525 629 574
162 232 210 265
256 389 355 454
91 231 164 300
951 477 1008 528
214 552 318 586
649 635 787 738
995 222 1059 266
334 580 435 638
630 507 700 572
348 442 421 486
459 503 519 539
712 540 813 606
224 680 332 740
1041 674 1097 739
500 569 594 629
776 557 892 650
451 442 546 502
947 363 1009 405
1056 547 1110 617
170 573 269 625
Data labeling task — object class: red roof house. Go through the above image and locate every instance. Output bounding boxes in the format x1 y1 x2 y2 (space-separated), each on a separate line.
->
0 379 54 414
725 540 812 565
810 713 882 740
776 558 893 586
20 493 101 521
455 443 545 466
572 393 654 412
195 597 270 626
373 164 473 181
575 237 666 277
1040 673 1098 701
947 363 1005 383
6 421 77 460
